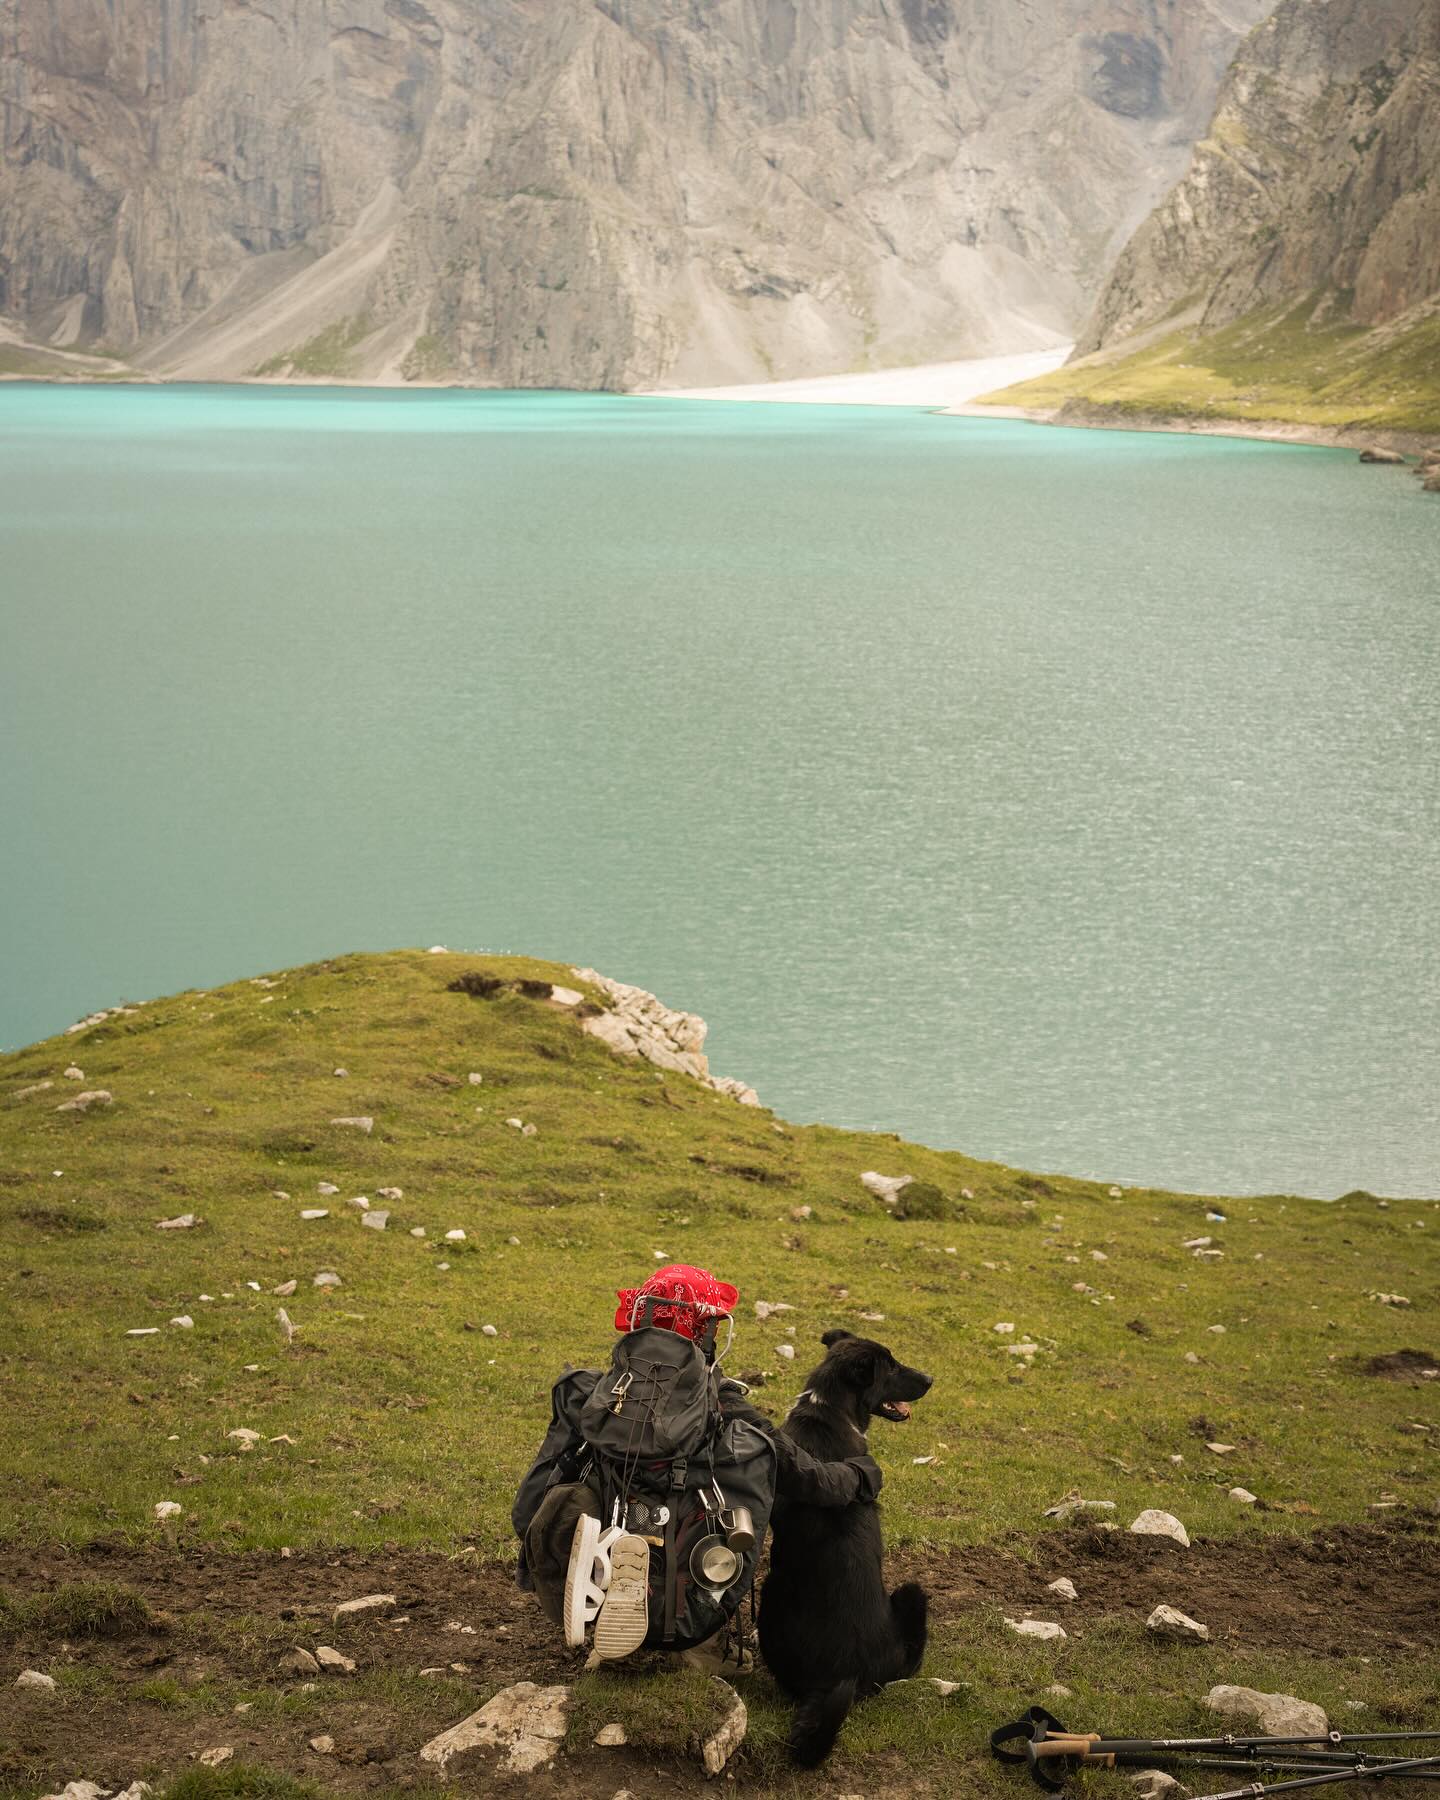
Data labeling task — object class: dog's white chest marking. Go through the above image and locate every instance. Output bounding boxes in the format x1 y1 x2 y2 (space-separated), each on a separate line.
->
787 1388 867 1452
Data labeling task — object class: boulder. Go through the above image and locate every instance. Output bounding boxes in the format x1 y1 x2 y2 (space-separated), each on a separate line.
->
701 1679 748 1775
1206 1686 1328 1740
1146 1604 1210 1641
418 1681 571 1775
861 1171 914 1207
1130 1509 1190 1547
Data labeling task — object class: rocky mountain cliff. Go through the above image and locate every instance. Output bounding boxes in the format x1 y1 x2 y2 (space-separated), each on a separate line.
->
1077 0 1440 354
0 0 1274 386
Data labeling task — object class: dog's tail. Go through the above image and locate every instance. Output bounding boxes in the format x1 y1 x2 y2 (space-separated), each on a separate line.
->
788 1677 857 1768
890 1582 929 1667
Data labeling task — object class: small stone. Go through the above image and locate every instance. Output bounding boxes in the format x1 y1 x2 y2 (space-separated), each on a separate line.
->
468 1073 484 1085
445 1229 467 1241
702 1679 748 1775
507 1234 520 1245
361 1210 389 1230
1206 1686 1329 1740
790 1204 813 1221
56 1089 113 1112
1090 1249 1108 1262
1206 1443 1235 1455
154 1500 182 1519
1047 1578 1078 1602
1184 1351 1200 1364
333 1068 348 1078
279 1648 321 1676
318 1182 339 1195
333 1593 396 1620
1229 1487 1258 1505
1371 1292 1411 1307
198 1749 233 1769
859 1310 885 1322
861 1170 914 1206
994 1322 1015 1334
1046 1684 1073 1700
378 1186 403 1199
170 1315 194 1329
913 1454 937 1465
347 1195 370 1209
418 1680 571 1775
1147 1603 1210 1641
437 1261 450 1271
316 1645 357 1674
482 1324 498 1337
301 1208 329 1220
15 1669 56 1691
505 1117 524 1130
753 1300 794 1321
410 1226 426 1238
1108 1185 1123 1197
775 1343 795 1360
930 1678 961 1696
551 986 584 1007
313 1271 341 1287
16 1081 54 1099
1043 1497 1115 1520
272 1189 291 1200
227 1428 261 1444
1130 1771 1188 1800
156 1213 196 1230
309 1736 336 1755
1208 1324 1227 1334
126 1327 160 1337
1130 1509 1190 1547
331 1115 374 1133
521 1122 538 1137
273 1280 297 1296
63 1066 84 1080
594 1723 627 1746
1006 1618 1066 1640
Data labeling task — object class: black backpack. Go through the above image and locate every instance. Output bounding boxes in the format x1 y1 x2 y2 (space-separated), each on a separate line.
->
514 1326 776 1651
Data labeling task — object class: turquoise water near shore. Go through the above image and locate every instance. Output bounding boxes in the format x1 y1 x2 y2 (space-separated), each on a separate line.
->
2 383 1436 1197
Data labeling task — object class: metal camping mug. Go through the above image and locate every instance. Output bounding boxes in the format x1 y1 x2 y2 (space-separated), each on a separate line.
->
718 1505 755 1552
689 1534 741 1589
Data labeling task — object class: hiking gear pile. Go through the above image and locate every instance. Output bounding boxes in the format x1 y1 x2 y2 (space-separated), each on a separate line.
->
992 1704 1440 1798
514 1319 775 1653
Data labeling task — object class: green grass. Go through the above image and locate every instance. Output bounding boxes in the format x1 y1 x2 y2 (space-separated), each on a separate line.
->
983 298 1440 435
0 948 1435 1555
252 318 372 380
0 1579 157 1641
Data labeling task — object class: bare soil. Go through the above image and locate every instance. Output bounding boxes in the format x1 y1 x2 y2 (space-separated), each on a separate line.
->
2 1519 1437 1797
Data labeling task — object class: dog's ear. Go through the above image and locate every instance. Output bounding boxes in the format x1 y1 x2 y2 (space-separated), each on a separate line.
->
821 1328 857 1348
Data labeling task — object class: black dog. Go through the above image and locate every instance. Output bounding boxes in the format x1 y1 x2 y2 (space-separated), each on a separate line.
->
758 1328 933 1766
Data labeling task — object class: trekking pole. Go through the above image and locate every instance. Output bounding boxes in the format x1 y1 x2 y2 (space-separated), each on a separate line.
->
1190 1753 1440 1800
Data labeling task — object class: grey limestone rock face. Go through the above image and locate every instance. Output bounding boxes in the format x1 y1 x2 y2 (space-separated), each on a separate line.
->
0 1 1274 386
1078 0 1440 354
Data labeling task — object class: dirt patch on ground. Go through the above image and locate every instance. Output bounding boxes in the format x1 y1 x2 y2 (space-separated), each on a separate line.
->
1 1520 1437 1796
1357 1349 1440 1381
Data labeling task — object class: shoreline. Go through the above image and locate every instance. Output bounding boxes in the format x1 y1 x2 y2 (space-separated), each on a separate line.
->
952 396 1440 455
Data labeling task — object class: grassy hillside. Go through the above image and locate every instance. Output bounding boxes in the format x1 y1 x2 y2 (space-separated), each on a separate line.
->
1 949 1436 1797
980 300 1440 437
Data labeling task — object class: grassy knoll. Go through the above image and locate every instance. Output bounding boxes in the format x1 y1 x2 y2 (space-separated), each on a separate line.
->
980 301 1440 437
0 949 1436 1795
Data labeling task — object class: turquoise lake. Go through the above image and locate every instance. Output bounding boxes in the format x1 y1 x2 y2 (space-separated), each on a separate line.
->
2 383 1436 1198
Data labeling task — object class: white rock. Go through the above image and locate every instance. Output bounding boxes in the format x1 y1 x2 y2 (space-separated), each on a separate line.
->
273 1280 297 1296
16 1081 54 1098
309 1736 336 1755
521 1122 538 1137
1184 1352 1201 1364
507 1234 520 1245
300 1208 329 1221
1206 1443 1236 1455
437 1261 450 1271
754 1300 795 1321
1229 1487 1258 1505
1130 1771 1188 1800
1047 1578 1078 1602
331 1116 374 1134
551 986 584 1007
39 1785 109 1800
63 1066 84 1080
125 1328 160 1337
445 1229 466 1242
1108 1185 1123 1197
1046 1684 1073 1700
1043 1498 1116 1520
482 1324 498 1338
316 1645 356 1674
378 1186 403 1199
410 1226 426 1238
169 1316 194 1330
1146 1604 1210 1641
272 1190 290 1200
1183 1237 1213 1250
198 1749 233 1768
701 1679 748 1775
775 1344 795 1360
931 1678 962 1696
56 1089 113 1112
334 1593 396 1620
1005 1342 1039 1356
1091 1250 1108 1262
594 1723 627 1746
1130 1510 1190 1547
1208 1324 1227 1334
113 1785 152 1800
791 1204 813 1221
347 1195 370 1209
913 1455 937 1465
861 1170 913 1207
362 1210 389 1230
468 1073 484 1085
994 1322 1016 1334
313 1271 341 1287
277 1308 295 1344
279 1647 321 1675
1206 1687 1329 1740
419 1681 571 1775
1371 1292 1411 1307
155 1214 196 1230
1006 1618 1066 1641
505 1117 524 1130
15 1669 57 1691
154 1500 182 1519
318 1182 339 1195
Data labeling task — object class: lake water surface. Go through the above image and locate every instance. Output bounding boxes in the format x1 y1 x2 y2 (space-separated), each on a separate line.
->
2 384 1436 1198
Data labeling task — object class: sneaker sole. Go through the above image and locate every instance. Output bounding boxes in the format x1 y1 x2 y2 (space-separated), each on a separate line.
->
594 1534 651 1660
563 1514 601 1648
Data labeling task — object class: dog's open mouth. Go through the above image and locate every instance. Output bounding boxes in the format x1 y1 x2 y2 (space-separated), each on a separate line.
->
878 1400 912 1422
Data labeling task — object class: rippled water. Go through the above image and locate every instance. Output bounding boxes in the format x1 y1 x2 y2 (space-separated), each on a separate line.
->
2 383 1436 1197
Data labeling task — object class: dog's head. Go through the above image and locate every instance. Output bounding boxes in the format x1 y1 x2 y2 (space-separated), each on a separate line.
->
807 1328 932 1431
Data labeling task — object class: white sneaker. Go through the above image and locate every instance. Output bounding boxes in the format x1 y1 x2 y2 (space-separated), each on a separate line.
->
564 1514 624 1648
594 1532 651 1661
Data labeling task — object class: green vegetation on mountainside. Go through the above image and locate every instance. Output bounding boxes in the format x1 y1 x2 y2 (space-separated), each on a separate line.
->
0 950 1435 1555
982 301 1440 435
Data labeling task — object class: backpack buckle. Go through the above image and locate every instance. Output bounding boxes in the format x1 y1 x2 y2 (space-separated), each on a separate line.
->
609 1372 633 1415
